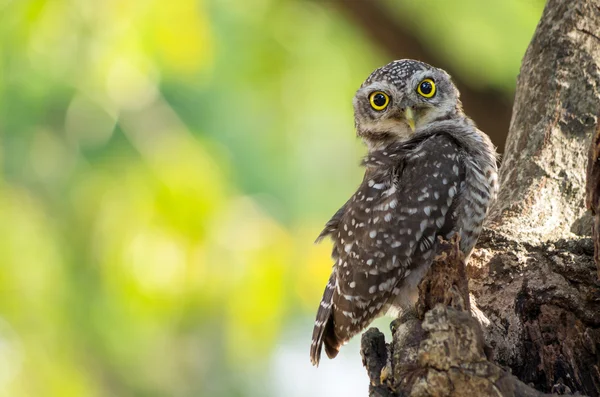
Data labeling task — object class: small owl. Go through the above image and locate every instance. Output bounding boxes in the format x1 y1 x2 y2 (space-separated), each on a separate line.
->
310 60 498 366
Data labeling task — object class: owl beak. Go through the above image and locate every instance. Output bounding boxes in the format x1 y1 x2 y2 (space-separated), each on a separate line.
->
404 108 416 132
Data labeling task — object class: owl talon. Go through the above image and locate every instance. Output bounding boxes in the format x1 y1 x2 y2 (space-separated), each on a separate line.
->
390 318 402 335
379 364 391 384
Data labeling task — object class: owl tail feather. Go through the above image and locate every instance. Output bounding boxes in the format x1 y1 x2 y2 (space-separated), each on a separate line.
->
323 317 341 359
310 272 342 366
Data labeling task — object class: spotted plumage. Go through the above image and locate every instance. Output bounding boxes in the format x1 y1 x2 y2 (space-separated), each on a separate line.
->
310 60 498 366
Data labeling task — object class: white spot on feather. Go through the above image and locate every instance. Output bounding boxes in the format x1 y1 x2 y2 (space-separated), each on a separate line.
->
449 186 457 198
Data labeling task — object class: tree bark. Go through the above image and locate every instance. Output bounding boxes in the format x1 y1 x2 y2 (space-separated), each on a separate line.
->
360 0 600 395
587 123 600 278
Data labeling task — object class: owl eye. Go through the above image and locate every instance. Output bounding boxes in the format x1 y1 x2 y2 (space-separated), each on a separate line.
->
369 91 390 111
417 79 436 98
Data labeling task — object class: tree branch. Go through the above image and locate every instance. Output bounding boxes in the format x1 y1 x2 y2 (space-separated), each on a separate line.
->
361 237 560 397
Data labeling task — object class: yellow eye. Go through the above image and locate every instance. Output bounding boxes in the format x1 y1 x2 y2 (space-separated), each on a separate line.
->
417 79 436 98
369 91 390 111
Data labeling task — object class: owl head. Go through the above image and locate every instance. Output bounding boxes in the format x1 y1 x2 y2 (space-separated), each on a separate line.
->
353 59 463 148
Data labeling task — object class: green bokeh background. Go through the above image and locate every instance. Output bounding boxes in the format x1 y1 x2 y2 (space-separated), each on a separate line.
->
0 1 544 396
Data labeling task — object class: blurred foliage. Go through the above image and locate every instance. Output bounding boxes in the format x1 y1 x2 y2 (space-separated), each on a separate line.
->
0 0 543 396
383 0 545 94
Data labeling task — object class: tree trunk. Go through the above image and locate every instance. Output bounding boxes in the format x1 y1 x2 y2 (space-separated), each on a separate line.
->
360 0 600 395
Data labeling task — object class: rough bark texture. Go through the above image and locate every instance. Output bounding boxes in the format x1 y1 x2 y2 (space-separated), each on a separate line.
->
587 125 600 278
470 230 598 395
360 0 600 395
488 0 600 241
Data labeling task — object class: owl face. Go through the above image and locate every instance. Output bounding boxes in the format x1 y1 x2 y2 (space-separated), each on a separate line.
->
353 60 461 147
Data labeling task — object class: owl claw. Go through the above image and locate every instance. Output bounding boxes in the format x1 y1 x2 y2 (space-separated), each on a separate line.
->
379 364 392 384
390 318 402 334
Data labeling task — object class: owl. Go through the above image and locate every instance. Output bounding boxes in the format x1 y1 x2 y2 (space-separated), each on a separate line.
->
310 60 498 366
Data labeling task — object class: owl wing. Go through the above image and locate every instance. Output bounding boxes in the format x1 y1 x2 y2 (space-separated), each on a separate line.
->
310 133 464 366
